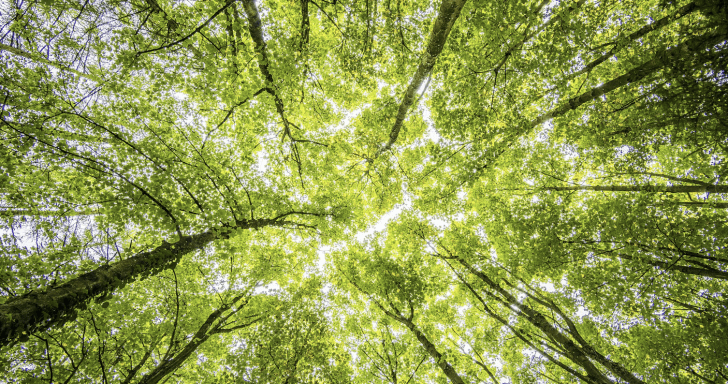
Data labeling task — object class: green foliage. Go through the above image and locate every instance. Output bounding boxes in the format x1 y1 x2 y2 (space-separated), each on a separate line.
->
1 0 727 382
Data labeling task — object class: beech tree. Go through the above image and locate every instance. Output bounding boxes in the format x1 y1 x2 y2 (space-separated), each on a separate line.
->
1 0 726 382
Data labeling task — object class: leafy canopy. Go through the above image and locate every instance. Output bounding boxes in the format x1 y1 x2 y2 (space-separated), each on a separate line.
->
0 0 727 382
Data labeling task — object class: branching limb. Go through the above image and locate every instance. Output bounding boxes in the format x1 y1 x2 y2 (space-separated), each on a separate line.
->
137 0 237 55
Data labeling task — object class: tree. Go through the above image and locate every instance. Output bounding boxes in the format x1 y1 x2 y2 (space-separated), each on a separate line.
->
1 0 726 382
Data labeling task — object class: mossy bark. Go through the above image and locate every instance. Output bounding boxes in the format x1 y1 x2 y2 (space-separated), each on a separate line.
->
378 0 468 156
0 218 277 347
546 185 728 193
0 231 214 347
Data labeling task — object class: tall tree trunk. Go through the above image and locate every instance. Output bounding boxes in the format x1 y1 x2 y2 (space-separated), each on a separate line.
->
453 255 645 384
377 0 468 156
552 1 702 87
136 294 256 384
545 185 728 193
342 272 467 384
0 218 281 347
615 253 728 280
394 315 466 384
241 0 290 131
528 28 727 130
450 268 605 384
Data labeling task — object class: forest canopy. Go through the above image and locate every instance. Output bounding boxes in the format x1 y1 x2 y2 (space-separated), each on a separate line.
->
0 0 727 382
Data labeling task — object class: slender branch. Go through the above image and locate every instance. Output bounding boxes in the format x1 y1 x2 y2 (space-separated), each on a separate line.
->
606 171 713 187
136 293 252 384
543 184 728 193
214 88 269 131
137 0 237 55
0 43 101 82
557 1 702 88
338 265 467 384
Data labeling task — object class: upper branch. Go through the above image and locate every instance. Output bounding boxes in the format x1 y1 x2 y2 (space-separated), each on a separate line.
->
136 0 237 55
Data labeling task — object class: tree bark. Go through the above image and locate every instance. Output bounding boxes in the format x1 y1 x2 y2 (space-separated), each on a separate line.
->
0 218 280 347
454 256 644 384
529 28 727 130
545 185 728 193
136 294 254 384
241 0 289 126
446 261 598 383
608 172 712 187
394 316 466 384
241 0 312 178
377 0 468 156
670 202 728 208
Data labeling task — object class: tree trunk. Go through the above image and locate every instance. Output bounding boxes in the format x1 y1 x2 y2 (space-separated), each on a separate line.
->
529 28 727 130
378 0 468 156
241 0 288 123
454 256 645 384
343 272 467 384
0 218 277 347
136 294 252 384
669 202 728 208
615 253 728 280
557 1 701 85
394 315 466 384
545 185 728 193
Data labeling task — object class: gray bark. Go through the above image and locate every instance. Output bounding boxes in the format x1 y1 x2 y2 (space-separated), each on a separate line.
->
546 185 728 193
454 256 644 384
0 218 281 346
377 0 468 156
